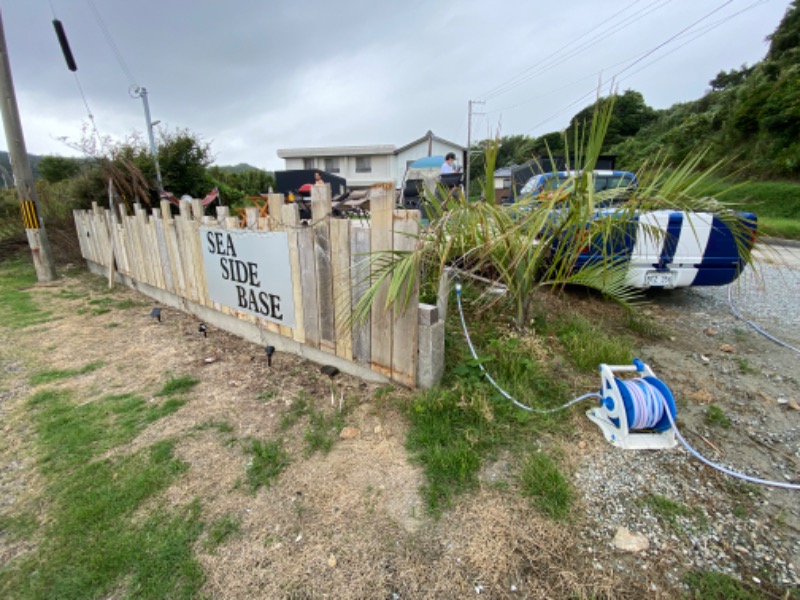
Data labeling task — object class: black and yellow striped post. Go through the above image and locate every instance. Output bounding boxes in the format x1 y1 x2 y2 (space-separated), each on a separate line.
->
20 199 39 230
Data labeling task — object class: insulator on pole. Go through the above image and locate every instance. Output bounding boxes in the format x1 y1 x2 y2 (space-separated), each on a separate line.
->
53 19 77 72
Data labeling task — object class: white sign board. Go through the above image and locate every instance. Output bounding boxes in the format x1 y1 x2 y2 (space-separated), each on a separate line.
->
200 227 295 328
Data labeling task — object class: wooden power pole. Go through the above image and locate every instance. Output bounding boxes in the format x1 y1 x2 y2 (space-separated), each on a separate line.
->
465 99 484 201
0 8 57 281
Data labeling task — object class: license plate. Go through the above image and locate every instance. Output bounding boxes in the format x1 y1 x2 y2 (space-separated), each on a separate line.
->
645 271 675 287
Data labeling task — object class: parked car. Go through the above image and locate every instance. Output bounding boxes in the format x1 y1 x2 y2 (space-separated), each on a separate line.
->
509 169 638 206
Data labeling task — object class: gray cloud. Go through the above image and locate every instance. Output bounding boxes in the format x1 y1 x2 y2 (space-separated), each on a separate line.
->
0 0 789 171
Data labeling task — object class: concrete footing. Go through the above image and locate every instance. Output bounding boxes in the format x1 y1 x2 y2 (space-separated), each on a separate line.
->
86 260 445 389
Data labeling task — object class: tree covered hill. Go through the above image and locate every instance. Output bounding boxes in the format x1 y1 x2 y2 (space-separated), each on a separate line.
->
612 0 799 178
0 150 43 186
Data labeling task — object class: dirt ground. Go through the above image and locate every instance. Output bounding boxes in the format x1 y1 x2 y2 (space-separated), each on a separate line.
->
1 253 799 599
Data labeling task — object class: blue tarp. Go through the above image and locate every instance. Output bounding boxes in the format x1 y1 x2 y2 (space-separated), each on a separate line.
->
409 155 445 169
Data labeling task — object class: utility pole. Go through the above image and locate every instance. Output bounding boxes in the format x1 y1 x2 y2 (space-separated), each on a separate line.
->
0 8 57 281
130 85 163 193
465 99 484 201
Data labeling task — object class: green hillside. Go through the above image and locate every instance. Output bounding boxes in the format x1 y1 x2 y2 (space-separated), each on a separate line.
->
0 150 43 186
612 0 799 179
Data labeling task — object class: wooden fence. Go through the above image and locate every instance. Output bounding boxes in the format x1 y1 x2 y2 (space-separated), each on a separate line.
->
73 183 443 388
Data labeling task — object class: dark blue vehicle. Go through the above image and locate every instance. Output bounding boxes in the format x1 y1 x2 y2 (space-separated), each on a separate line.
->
509 170 638 206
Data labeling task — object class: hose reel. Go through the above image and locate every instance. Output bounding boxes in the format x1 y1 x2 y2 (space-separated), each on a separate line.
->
587 358 678 450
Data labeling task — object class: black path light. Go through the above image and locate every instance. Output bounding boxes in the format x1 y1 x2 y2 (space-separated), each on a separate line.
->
320 365 340 407
150 307 162 322
198 323 207 338
265 345 275 367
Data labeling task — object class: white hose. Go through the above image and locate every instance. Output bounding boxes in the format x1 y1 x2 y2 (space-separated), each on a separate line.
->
455 282 799 490
727 284 800 354
619 379 800 490
455 283 601 413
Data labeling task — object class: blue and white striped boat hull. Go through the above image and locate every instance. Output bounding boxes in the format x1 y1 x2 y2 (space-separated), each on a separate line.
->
575 210 757 289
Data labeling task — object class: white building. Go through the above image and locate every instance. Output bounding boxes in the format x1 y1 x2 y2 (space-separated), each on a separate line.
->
493 166 514 204
277 131 465 189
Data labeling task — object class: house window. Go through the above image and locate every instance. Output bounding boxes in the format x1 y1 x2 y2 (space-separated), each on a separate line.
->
324 158 340 173
355 157 371 173
303 158 315 169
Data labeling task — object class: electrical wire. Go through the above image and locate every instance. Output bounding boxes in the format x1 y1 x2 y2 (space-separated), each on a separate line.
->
48 0 103 148
617 0 770 85
521 0 738 134
86 0 137 87
455 283 799 490
476 0 668 102
612 0 733 81
486 0 768 119
72 72 102 146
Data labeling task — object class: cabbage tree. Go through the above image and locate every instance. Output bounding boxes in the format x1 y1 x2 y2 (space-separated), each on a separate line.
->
353 93 756 330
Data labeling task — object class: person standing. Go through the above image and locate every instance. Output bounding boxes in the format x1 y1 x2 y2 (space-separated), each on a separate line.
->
440 152 459 174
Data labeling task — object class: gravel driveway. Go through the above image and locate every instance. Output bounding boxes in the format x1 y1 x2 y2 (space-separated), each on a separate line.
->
659 242 800 344
573 242 800 596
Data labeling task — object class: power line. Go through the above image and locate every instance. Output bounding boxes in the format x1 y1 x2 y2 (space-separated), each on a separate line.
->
485 0 766 120
475 0 645 99
521 0 738 135
72 72 97 126
476 0 673 102
484 54 635 116
617 0 770 84
86 0 137 87
48 1 104 149
613 0 733 81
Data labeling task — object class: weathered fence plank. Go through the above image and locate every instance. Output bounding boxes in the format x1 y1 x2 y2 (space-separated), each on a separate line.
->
131 205 149 284
73 210 90 260
151 209 170 290
330 218 353 360
311 184 335 354
369 183 394 377
391 209 420 387
282 202 306 344
161 201 185 296
264 200 293 339
176 201 199 301
190 201 210 304
267 193 283 228
298 226 320 349
350 222 371 364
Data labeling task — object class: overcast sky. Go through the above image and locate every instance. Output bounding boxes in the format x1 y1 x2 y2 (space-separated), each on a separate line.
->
0 0 791 172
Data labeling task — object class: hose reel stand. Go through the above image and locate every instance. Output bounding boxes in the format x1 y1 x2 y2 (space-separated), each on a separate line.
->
587 358 678 450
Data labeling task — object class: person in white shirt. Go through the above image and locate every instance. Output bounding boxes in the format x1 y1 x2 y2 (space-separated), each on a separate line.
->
440 152 459 174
